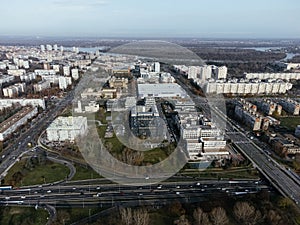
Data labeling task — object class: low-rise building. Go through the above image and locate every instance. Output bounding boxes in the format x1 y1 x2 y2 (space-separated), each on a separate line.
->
46 116 88 142
109 76 128 89
138 83 187 99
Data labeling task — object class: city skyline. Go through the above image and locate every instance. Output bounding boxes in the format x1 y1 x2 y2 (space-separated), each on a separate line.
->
1 0 300 38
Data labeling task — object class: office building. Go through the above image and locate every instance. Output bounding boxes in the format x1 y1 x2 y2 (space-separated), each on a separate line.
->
46 116 88 142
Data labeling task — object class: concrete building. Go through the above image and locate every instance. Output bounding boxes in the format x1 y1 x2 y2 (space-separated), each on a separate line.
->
41 75 60 84
130 98 160 137
154 62 160 73
174 99 197 113
0 99 46 110
214 66 228 79
245 72 300 80
109 76 128 89
63 66 70 76
7 69 26 76
200 65 212 81
204 79 293 95
271 137 300 156
235 105 263 131
75 101 100 113
46 116 88 142
59 76 72 90
0 107 38 141
40 45 45 52
34 81 51 92
3 83 26 98
35 69 56 76
71 69 79 80
188 66 201 79
52 65 60 73
46 44 53 51
160 72 176 83
255 99 282 116
0 75 14 86
84 101 100 113
138 83 187 99
20 73 36 82
278 99 300 116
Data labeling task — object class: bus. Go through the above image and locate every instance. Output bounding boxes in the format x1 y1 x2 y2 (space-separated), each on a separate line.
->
0 186 12 191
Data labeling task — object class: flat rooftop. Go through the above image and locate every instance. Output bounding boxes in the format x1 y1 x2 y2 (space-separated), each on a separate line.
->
0 107 35 133
47 116 87 130
138 83 187 98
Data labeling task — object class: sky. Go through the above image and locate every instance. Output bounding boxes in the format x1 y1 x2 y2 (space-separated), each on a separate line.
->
1 0 300 38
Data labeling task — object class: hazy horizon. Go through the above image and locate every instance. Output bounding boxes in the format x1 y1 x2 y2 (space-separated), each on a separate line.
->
1 0 299 39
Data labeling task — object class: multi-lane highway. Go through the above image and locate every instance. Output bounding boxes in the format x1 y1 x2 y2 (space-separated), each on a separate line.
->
0 179 269 208
213 107 300 205
171 69 300 206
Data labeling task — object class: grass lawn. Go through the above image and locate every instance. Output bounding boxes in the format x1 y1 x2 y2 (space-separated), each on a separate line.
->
104 136 125 155
97 125 107 138
0 207 48 225
4 159 70 187
280 117 300 131
144 148 168 164
178 165 259 179
71 164 102 181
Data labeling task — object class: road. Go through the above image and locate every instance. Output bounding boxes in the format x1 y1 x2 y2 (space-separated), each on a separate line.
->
170 68 300 205
0 179 269 208
0 91 74 180
213 106 300 205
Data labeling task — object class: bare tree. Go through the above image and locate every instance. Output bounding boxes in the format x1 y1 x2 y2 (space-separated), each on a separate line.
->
133 208 149 225
174 215 190 225
121 148 144 166
233 202 262 225
209 207 228 225
193 207 211 225
267 210 283 225
120 208 133 225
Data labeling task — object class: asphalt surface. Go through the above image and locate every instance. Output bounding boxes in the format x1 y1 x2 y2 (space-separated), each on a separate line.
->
0 91 75 180
1 179 269 208
170 69 300 206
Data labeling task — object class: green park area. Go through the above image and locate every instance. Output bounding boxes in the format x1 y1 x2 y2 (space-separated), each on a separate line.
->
280 117 300 131
3 158 70 187
0 207 48 225
71 164 102 181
